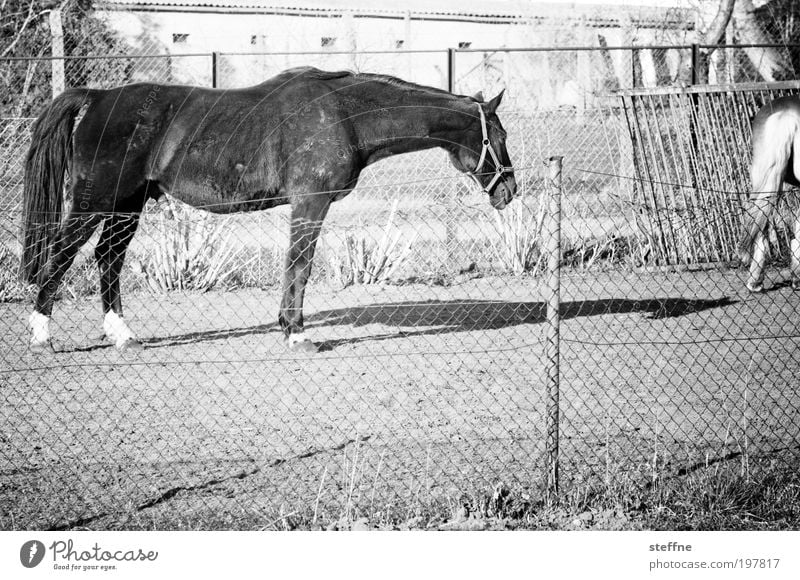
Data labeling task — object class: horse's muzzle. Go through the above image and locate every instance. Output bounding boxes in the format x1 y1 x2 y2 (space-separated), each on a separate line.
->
490 175 517 210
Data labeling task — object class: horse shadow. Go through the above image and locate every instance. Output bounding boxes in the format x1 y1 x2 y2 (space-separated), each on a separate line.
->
142 295 735 351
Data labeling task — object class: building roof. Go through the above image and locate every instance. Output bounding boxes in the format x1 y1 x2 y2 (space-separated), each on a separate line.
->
96 0 694 29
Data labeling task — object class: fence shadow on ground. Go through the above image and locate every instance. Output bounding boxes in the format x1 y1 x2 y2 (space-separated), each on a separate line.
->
140 296 735 351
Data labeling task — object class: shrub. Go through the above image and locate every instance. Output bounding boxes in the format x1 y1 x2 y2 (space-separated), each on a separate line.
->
0 244 32 302
130 203 253 293
326 199 417 286
492 193 546 275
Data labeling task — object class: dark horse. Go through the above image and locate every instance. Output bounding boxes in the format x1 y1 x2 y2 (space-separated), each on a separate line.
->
21 67 516 352
739 95 800 292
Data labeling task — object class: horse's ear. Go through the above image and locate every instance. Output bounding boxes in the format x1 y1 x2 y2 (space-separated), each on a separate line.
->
486 89 505 114
472 91 484 102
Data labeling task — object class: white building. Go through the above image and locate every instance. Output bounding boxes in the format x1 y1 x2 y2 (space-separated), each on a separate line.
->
95 0 694 106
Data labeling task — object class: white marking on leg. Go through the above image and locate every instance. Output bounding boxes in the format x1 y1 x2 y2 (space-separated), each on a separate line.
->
288 332 308 346
29 311 50 347
103 311 136 348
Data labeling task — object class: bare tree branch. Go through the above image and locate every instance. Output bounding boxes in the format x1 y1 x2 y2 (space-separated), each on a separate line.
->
704 0 736 45
734 0 791 80
0 0 38 58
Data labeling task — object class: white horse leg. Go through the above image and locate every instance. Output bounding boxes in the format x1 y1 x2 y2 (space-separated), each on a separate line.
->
29 311 51 350
792 213 800 289
103 311 140 351
747 231 768 292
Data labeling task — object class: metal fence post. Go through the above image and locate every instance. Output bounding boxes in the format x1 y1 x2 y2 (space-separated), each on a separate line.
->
212 52 219 88
447 48 456 93
691 43 700 85
545 155 563 504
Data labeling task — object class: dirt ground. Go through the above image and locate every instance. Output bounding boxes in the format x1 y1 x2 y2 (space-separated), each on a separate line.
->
1 266 799 529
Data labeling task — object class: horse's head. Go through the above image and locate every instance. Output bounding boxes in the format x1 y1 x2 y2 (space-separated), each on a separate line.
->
448 90 517 210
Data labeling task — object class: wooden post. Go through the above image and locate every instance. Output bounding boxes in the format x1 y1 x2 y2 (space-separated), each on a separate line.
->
49 9 65 98
725 21 735 82
343 12 356 70
404 10 412 80
211 52 218 88
544 155 563 504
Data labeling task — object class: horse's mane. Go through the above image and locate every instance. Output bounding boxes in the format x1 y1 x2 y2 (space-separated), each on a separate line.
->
283 66 352 81
353 72 456 97
283 67 458 98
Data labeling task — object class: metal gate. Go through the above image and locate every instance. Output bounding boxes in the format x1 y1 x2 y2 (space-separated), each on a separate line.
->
620 80 800 266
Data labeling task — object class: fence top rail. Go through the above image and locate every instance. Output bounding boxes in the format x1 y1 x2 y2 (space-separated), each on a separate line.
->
0 45 691 62
618 80 800 98
452 44 694 53
4 43 800 63
0 52 211 62
215 49 448 57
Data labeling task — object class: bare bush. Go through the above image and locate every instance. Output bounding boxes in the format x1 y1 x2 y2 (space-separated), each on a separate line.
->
130 202 253 292
326 199 417 286
492 192 546 275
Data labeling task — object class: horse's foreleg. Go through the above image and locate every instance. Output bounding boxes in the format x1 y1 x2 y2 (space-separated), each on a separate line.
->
30 212 102 350
95 213 141 351
741 116 786 268
279 198 330 353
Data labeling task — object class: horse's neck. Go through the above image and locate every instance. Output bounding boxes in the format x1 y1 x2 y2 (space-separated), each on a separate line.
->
352 91 469 166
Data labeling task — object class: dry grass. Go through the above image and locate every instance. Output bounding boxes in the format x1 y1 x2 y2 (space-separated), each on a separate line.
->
0 243 32 302
60 452 799 531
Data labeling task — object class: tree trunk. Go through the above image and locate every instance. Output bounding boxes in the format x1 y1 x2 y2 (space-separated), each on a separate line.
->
734 0 791 81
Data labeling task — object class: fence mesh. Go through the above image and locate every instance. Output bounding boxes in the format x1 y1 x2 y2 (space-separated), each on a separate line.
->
1 47 799 530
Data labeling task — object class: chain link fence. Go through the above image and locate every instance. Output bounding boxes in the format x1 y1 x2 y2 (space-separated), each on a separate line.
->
1 46 799 530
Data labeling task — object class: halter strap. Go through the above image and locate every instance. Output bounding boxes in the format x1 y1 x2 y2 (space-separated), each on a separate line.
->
466 103 511 194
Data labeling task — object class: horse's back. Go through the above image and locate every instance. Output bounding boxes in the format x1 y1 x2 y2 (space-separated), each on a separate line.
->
68 70 356 210
754 95 800 126
752 95 800 187
70 82 283 197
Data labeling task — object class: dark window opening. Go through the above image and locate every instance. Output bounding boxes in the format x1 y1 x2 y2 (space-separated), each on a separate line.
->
395 39 405 49
458 41 472 49
173 33 189 44
321 37 336 48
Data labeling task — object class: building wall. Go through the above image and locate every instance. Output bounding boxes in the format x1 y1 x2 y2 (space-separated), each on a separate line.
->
96 6 690 107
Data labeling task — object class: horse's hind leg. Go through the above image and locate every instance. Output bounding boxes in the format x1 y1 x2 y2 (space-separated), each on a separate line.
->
747 229 769 292
745 177 783 293
791 212 800 290
29 210 103 350
95 211 142 350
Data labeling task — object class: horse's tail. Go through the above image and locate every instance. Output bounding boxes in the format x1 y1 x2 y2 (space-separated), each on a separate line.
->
739 109 800 264
21 89 94 285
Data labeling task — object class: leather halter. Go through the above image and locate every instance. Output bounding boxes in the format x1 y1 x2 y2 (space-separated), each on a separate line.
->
466 103 512 194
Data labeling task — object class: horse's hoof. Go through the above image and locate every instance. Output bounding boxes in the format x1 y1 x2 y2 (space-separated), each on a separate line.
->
118 338 143 353
746 282 764 293
288 339 318 354
29 340 53 353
